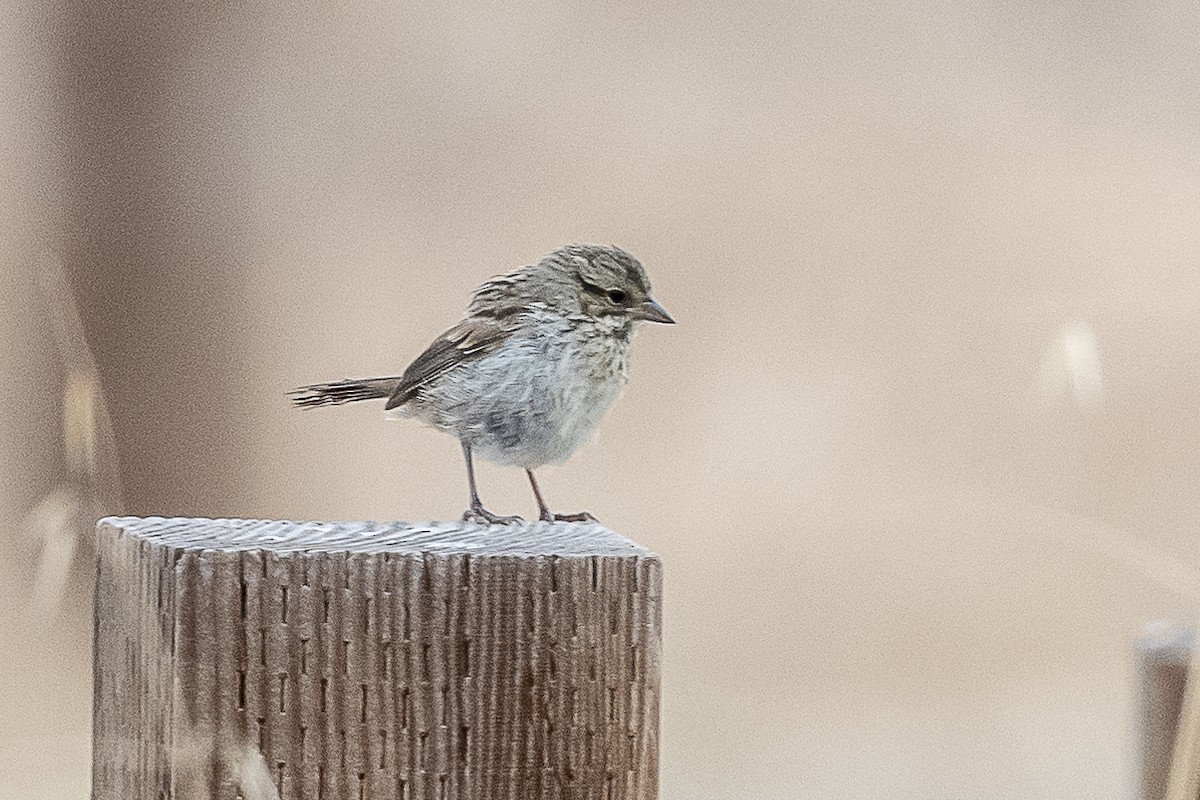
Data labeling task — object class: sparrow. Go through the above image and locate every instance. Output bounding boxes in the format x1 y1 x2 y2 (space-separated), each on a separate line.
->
290 244 674 524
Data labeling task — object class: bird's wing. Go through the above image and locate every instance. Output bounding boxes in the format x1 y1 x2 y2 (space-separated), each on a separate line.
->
384 315 519 410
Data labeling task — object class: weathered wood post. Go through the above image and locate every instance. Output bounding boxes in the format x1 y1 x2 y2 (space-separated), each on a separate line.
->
93 517 662 800
1138 624 1193 800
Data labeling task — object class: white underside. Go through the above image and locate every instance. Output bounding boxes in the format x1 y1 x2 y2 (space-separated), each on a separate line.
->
396 309 632 469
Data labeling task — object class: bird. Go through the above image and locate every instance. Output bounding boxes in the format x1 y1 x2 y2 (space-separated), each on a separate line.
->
290 244 674 524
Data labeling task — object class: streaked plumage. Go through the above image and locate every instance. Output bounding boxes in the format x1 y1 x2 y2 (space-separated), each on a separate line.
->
291 244 673 523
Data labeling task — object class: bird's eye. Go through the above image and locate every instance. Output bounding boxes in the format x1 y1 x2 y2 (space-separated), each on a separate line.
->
607 289 627 304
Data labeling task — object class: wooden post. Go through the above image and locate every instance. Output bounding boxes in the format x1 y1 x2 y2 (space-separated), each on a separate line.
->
93 517 662 800
1137 623 1196 800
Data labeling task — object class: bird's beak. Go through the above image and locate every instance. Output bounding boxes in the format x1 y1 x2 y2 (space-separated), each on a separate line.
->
633 298 675 324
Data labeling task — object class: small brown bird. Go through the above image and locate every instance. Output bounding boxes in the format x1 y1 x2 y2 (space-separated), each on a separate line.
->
290 244 674 524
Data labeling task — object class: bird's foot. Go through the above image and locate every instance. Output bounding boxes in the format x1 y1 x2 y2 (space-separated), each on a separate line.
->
462 506 524 526
540 510 599 523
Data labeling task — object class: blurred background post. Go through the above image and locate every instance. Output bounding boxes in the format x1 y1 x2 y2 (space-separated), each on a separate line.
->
5 2 1200 798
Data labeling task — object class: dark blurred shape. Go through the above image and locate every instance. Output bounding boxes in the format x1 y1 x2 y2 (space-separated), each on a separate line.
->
59 0 258 516
1138 623 1197 800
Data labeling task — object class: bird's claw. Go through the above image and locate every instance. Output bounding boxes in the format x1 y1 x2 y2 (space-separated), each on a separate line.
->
541 510 599 523
462 507 524 526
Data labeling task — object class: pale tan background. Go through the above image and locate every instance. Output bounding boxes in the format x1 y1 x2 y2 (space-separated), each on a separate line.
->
4 1 1200 797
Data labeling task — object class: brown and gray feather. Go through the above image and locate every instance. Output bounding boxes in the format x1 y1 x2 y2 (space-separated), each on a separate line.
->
290 244 668 471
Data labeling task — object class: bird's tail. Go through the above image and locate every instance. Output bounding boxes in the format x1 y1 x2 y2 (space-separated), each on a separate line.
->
289 377 403 408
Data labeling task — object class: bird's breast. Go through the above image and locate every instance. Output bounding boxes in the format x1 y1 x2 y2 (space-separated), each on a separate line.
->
450 314 632 467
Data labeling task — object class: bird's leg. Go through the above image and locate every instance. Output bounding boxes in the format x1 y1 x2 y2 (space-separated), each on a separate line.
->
525 469 598 523
526 469 553 521
461 443 523 525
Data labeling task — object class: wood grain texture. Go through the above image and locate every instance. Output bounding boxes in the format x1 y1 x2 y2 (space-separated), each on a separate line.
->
93 517 661 800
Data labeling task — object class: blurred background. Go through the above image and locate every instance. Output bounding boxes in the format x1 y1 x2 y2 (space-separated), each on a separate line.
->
4 1 1200 797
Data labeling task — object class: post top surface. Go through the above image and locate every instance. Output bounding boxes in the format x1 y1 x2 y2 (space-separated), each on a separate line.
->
98 516 657 558
1137 621 1195 663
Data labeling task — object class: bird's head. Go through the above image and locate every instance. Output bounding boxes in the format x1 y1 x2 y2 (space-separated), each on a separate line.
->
549 244 674 325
